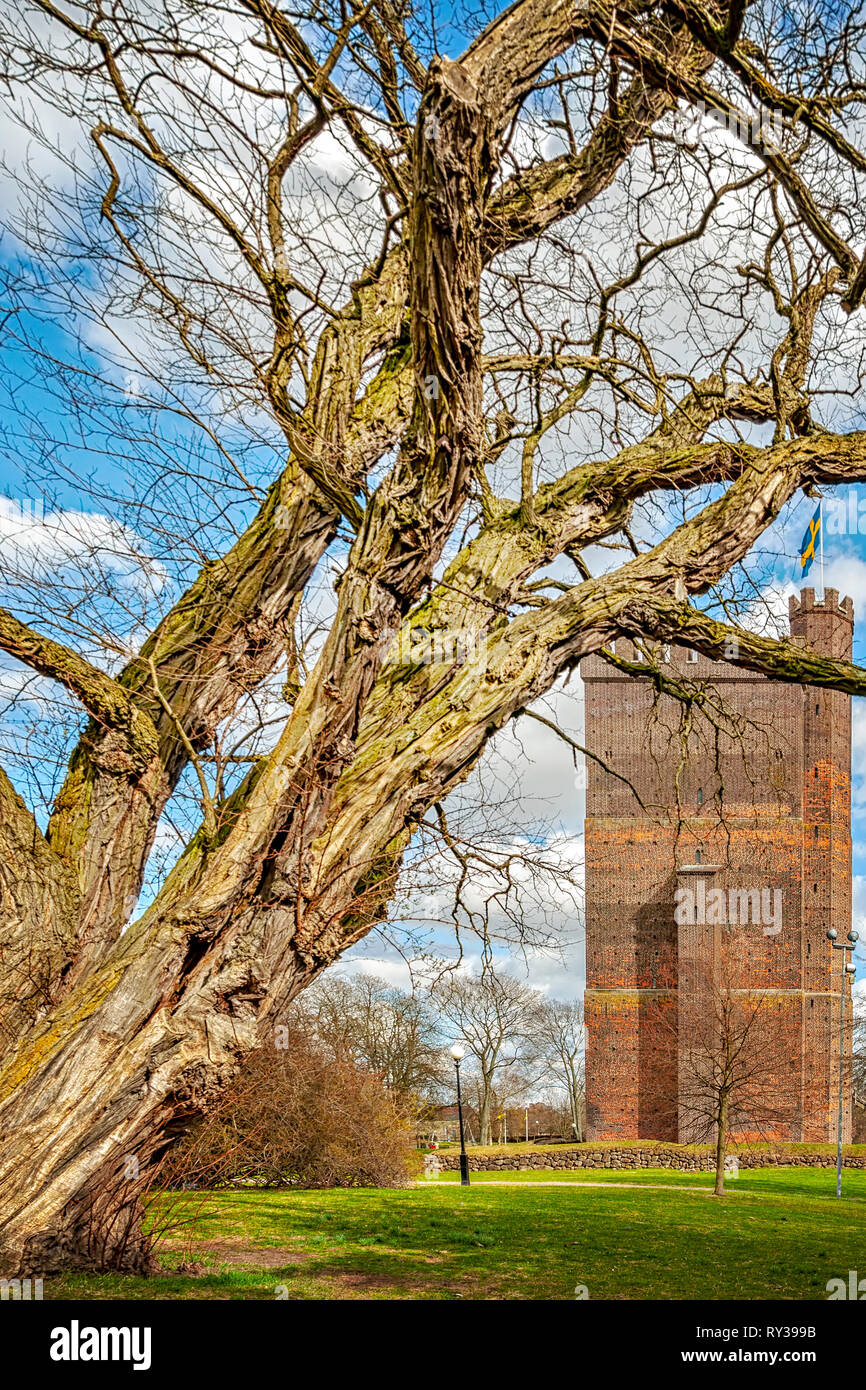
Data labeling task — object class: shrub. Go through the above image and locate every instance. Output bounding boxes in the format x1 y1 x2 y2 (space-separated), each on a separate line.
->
166 1026 419 1189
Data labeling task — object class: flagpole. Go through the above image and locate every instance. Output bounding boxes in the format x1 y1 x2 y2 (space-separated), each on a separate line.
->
819 498 825 602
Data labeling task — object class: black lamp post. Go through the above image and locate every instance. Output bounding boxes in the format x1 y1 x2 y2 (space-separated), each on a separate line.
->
826 927 859 1198
450 1043 470 1187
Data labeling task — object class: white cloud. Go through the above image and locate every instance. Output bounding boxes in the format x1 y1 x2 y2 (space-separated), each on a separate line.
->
0 495 166 597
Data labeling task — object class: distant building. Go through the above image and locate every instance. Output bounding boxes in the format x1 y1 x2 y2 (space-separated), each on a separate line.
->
417 1106 460 1145
582 588 854 1142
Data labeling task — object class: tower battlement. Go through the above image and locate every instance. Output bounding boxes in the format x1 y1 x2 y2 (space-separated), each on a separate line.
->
789 587 854 663
788 586 854 622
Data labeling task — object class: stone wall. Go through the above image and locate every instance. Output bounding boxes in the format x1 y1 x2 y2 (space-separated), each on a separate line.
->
434 1144 866 1172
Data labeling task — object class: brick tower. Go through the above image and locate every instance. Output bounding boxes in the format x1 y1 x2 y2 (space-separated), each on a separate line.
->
582 588 854 1142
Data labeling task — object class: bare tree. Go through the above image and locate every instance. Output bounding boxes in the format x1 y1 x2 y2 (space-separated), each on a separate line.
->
853 991 866 1108
434 972 543 1143
665 941 797 1195
0 0 866 1271
533 999 586 1141
296 973 447 1106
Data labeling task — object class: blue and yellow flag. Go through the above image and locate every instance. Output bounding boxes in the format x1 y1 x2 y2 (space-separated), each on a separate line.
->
798 504 821 577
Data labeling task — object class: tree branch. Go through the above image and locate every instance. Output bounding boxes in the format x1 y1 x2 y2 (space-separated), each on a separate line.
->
619 596 866 697
0 608 157 768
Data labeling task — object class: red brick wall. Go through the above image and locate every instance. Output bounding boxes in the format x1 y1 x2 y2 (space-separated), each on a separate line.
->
582 588 854 1143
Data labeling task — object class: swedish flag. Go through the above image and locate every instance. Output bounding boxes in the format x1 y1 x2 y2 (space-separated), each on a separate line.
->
798 504 821 578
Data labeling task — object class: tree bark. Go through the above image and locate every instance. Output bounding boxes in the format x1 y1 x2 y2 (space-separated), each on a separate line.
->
714 1092 730 1197
479 1077 494 1147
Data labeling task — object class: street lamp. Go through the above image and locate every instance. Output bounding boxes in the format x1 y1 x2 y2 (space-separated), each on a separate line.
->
450 1043 470 1187
827 928 859 1198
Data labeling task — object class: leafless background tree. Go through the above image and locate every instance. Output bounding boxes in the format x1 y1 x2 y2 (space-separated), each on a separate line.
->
532 998 585 1140
660 938 799 1193
853 990 866 1112
295 971 448 1105
433 971 544 1143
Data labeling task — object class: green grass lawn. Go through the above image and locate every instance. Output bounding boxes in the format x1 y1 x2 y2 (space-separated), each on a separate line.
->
44 1167 866 1301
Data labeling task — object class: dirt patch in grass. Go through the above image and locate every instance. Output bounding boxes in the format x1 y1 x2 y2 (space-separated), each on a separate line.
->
321 1269 402 1291
315 1265 463 1297
209 1244 310 1269
162 1236 311 1269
